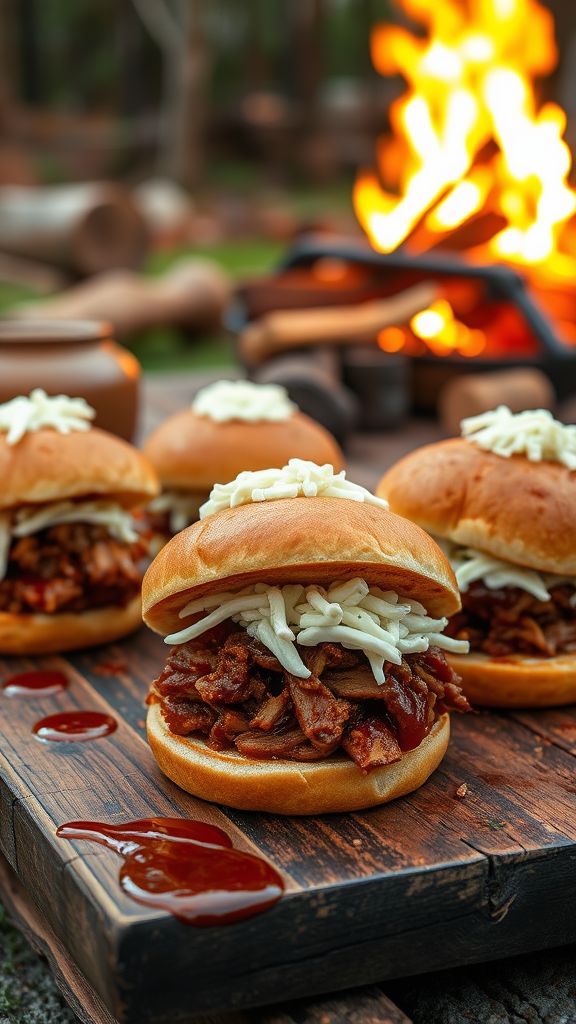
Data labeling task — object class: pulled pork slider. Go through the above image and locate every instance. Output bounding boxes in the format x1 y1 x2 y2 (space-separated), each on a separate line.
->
0 389 159 654
377 406 576 707
142 379 343 537
142 459 469 814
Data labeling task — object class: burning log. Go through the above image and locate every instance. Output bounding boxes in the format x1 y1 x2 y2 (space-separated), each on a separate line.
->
355 0 576 285
410 211 508 257
239 281 437 365
238 258 385 321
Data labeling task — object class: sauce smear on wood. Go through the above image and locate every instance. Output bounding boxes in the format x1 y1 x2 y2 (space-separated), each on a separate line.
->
56 817 284 925
2 670 68 698
33 711 117 742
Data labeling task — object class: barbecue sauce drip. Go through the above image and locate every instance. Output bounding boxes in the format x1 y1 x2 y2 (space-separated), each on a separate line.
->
33 711 117 742
2 670 68 698
55 817 284 926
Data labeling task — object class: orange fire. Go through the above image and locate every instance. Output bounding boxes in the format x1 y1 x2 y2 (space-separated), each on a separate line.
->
379 298 486 357
355 0 576 354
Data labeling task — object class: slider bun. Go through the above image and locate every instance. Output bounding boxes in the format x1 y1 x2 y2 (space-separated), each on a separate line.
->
447 651 576 707
142 408 344 490
0 429 159 512
0 595 142 654
142 496 461 633
147 704 449 814
377 438 576 575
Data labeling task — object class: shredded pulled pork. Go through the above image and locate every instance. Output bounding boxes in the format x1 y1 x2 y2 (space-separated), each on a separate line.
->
150 629 470 773
0 522 147 614
446 582 576 658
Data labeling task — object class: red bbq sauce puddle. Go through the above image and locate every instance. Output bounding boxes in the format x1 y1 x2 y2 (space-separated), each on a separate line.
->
33 711 117 743
2 670 68 699
56 818 284 925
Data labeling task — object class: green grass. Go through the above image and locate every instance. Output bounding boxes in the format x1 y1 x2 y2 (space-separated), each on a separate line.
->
134 238 284 372
145 237 284 277
0 282 39 312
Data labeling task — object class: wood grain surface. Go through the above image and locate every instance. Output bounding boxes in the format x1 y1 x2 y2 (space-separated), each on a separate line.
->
0 376 575 1024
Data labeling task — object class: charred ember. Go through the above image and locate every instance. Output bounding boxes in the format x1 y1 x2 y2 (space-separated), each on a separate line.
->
446 582 576 658
150 630 470 773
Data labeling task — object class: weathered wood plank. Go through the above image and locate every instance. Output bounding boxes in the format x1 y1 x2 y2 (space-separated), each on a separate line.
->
0 852 117 1024
4 639 576 1021
512 707 576 759
0 378 574 1022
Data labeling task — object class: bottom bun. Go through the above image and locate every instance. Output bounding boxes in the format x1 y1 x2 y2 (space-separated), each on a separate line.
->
0 595 142 655
147 704 450 815
448 651 576 707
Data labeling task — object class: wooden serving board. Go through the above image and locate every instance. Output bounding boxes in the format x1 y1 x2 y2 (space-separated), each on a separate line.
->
2 377 576 1023
2 630 576 1024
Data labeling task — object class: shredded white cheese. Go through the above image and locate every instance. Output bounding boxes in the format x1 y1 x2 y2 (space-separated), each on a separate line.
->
192 380 296 423
0 500 139 582
461 406 576 468
164 577 469 683
0 389 95 446
200 459 389 519
440 540 576 606
148 490 206 533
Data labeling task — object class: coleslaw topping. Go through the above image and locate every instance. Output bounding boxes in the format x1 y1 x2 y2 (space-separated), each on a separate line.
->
165 577 469 683
441 539 576 605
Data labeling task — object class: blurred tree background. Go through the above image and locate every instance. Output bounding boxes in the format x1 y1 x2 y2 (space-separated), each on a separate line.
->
0 0 396 372
1 0 393 190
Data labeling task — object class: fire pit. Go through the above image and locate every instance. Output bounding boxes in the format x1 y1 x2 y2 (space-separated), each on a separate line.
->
232 235 576 414
232 0 576 421
280 236 576 407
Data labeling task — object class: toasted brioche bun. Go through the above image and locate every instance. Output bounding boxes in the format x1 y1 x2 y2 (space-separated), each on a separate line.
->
446 651 576 707
142 408 344 491
147 703 449 814
0 429 159 512
377 438 576 575
142 496 461 633
0 595 142 654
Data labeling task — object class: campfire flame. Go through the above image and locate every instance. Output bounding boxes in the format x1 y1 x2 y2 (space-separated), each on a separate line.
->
378 297 486 357
355 0 576 353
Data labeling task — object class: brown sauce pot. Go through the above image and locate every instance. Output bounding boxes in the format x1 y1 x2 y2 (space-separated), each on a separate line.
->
0 320 141 440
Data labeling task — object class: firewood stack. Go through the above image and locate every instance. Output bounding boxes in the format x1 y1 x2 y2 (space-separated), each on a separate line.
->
0 181 232 339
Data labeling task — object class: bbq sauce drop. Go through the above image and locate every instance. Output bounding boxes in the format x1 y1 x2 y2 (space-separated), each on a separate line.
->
33 711 117 743
2 670 68 699
56 817 284 926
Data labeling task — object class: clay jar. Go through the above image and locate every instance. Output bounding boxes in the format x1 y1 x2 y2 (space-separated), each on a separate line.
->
0 320 140 440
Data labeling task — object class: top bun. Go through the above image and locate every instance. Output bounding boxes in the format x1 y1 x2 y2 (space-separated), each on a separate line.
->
142 409 344 490
142 496 460 634
0 428 159 511
377 438 576 575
